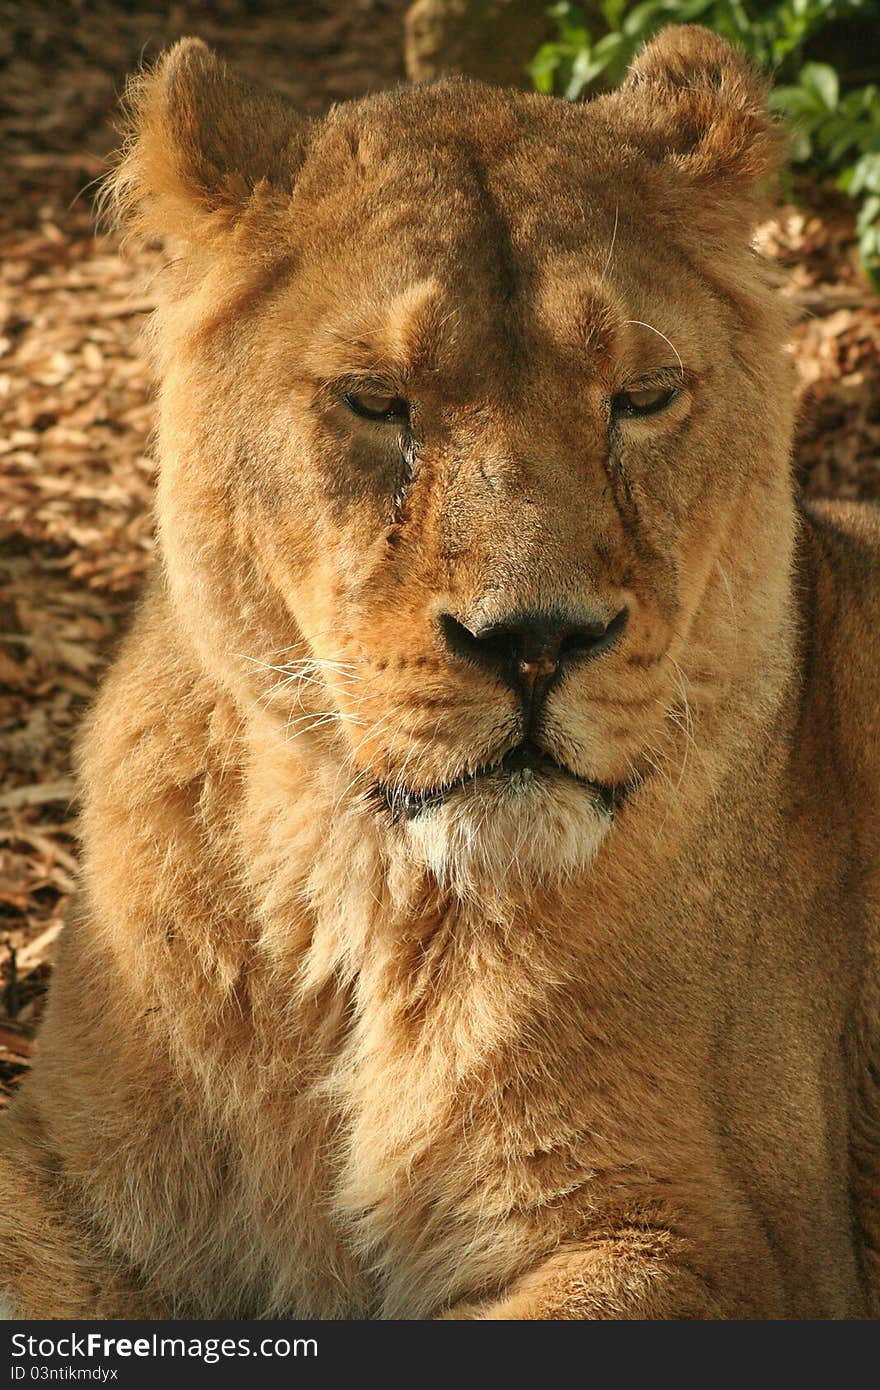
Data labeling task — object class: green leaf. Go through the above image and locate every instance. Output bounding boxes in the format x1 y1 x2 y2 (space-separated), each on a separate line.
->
528 44 561 94
850 153 880 196
799 62 840 111
769 85 825 118
592 30 627 58
673 0 717 18
826 129 861 165
789 127 814 162
547 2 590 47
858 191 880 222
839 85 876 117
547 1 581 19
622 1 665 38
600 0 626 25
565 45 612 98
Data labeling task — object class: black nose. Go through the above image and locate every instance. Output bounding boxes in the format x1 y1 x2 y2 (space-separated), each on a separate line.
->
438 606 628 706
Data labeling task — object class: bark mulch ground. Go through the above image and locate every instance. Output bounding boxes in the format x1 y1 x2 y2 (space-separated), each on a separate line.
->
1 0 879 1103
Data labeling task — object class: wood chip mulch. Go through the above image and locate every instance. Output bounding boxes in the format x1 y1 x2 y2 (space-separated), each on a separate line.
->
1 0 878 1104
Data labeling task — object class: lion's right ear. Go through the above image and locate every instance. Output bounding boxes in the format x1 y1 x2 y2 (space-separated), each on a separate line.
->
106 38 310 245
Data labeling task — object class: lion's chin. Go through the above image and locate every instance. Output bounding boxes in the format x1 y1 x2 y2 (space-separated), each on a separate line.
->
398 766 615 901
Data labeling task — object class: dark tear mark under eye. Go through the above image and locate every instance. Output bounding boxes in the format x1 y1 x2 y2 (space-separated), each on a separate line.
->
603 430 637 529
478 459 498 495
392 434 419 525
601 432 681 616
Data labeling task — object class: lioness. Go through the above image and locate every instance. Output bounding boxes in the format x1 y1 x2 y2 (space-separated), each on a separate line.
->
1 24 878 1320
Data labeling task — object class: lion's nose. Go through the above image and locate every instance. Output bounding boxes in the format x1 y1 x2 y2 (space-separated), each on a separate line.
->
438 606 629 705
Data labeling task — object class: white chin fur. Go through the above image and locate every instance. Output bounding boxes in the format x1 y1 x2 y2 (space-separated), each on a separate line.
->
400 768 611 901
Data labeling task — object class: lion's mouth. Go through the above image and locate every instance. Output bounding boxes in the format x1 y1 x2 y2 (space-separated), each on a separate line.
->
373 739 636 822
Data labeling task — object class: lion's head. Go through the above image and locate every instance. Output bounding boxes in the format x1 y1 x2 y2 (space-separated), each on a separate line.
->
111 26 795 897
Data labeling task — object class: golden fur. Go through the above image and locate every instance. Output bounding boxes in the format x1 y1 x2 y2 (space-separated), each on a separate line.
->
2 26 878 1319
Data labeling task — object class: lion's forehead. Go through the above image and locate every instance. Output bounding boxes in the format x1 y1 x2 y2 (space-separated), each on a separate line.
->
275 244 707 406
285 115 704 382
303 87 656 270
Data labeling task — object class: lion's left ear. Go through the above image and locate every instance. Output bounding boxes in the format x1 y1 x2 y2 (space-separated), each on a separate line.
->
604 24 783 216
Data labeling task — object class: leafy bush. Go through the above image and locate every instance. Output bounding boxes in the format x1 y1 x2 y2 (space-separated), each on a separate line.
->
771 64 880 277
530 0 880 284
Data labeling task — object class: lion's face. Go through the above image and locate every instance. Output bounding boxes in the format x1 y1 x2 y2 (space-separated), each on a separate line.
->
119 30 794 892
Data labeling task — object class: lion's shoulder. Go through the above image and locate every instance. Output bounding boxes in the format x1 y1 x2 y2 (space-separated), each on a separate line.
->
797 494 880 798
802 495 880 559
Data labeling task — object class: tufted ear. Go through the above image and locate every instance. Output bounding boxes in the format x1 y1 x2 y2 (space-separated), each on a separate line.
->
106 38 311 245
605 25 784 220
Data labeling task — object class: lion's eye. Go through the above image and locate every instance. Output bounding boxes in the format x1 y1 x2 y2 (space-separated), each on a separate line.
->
343 391 410 424
612 386 679 418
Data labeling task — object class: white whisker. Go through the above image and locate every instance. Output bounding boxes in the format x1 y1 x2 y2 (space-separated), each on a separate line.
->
622 319 685 378
598 203 619 286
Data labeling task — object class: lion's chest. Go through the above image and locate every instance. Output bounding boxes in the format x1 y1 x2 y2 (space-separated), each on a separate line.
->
226 971 543 1318
233 910 630 1318
295 958 578 1318
226 1040 506 1319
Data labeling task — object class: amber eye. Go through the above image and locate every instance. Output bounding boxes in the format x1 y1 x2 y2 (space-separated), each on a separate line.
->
612 385 679 418
343 391 410 424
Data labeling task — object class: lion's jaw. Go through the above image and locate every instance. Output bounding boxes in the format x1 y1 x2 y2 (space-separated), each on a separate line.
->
393 762 615 898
